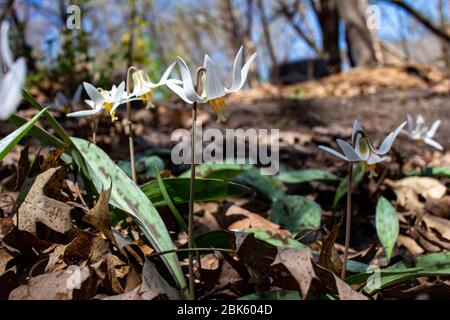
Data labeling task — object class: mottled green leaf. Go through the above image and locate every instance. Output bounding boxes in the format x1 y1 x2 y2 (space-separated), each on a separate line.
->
180 163 252 180
408 166 450 178
71 138 187 297
278 169 338 184
333 162 364 207
141 177 252 207
243 229 307 249
270 195 321 233
376 197 399 262
0 108 48 161
118 155 164 179
236 168 285 201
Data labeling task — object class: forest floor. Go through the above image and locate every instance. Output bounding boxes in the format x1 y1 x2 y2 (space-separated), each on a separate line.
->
1 65 450 300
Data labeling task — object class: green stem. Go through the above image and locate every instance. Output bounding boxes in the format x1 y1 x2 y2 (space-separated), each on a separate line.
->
342 162 353 279
126 67 138 184
187 66 206 301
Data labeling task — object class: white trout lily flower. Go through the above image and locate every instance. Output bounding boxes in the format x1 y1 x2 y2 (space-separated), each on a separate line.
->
167 46 257 123
0 22 27 120
67 81 131 122
403 114 443 151
131 62 180 109
319 120 406 178
55 84 82 112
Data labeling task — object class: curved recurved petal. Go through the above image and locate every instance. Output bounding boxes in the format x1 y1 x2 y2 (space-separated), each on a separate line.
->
0 58 26 120
406 114 414 133
176 56 202 103
166 82 194 104
67 107 103 117
336 139 361 161
226 51 257 93
426 120 441 138
376 121 406 155
367 153 389 165
0 22 14 68
72 84 83 104
318 145 350 161
112 81 126 102
84 82 105 105
56 92 69 106
424 137 444 151
204 55 226 100
351 120 365 143
156 61 179 86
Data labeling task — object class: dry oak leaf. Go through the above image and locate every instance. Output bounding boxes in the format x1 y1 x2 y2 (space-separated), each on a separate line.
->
224 205 291 236
82 187 115 244
272 248 315 299
385 177 446 212
17 167 73 235
9 267 89 300
422 214 450 242
0 247 14 274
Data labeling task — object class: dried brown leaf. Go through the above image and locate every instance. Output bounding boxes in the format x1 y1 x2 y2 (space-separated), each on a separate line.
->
17 167 73 235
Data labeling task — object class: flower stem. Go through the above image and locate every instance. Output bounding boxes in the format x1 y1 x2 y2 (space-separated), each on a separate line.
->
187 67 206 301
342 162 353 279
188 100 197 300
126 67 138 184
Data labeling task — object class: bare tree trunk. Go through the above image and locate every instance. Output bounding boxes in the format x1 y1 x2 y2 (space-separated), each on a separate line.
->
312 0 341 74
361 0 384 66
257 0 281 85
336 0 377 67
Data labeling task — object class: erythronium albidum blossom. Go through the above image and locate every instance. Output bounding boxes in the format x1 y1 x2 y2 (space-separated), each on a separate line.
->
131 62 181 109
0 22 27 120
167 46 257 123
55 84 82 112
403 114 443 151
67 81 134 122
319 120 407 177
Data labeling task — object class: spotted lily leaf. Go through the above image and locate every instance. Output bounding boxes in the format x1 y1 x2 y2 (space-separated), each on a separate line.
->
71 138 187 297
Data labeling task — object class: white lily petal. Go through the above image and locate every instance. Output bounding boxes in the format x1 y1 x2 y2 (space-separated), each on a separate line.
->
352 120 364 142
166 82 195 104
426 120 441 138
336 139 362 161
416 115 425 128
83 82 105 104
228 46 244 91
67 107 103 117
110 97 141 113
204 55 226 100
0 22 14 68
176 56 202 103
424 137 444 151
406 114 414 133
226 52 257 93
56 92 69 106
0 58 26 120
112 81 126 102
376 121 406 155
157 61 177 85
367 153 389 165
318 145 350 161
85 100 96 109
72 84 83 104
355 135 370 161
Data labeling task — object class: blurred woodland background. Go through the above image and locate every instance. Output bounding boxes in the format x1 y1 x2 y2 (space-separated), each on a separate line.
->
3 0 450 97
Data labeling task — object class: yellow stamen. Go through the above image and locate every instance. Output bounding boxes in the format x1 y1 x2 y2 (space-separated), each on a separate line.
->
141 90 155 109
103 102 118 122
367 163 378 178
